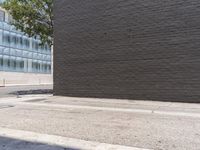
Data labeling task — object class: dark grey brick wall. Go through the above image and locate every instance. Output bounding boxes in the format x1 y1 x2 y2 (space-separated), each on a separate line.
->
54 0 200 102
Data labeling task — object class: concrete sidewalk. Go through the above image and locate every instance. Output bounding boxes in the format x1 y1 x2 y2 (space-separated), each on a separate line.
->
0 95 199 150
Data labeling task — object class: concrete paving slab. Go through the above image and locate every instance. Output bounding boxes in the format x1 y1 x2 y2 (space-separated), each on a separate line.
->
0 95 199 149
24 96 200 116
11 101 200 118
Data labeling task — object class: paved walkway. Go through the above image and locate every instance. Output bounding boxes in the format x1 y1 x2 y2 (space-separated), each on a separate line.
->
0 95 199 149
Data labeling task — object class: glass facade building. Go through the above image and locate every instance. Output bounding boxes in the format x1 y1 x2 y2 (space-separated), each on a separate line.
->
0 7 51 74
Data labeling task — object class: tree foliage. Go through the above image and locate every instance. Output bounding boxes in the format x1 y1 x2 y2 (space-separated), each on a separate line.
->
2 0 53 46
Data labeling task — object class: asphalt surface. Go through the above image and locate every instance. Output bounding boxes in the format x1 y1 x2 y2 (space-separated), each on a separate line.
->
0 95 199 150
0 85 53 98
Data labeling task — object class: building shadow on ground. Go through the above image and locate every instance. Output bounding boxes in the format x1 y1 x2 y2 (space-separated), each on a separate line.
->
0 136 80 150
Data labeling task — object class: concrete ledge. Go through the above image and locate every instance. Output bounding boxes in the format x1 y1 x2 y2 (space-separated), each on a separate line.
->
0 127 149 150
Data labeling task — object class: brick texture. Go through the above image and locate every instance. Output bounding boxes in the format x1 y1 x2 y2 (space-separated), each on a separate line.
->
54 0 200 102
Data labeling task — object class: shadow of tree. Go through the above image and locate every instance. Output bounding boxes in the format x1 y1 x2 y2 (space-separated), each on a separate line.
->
0 136 80 150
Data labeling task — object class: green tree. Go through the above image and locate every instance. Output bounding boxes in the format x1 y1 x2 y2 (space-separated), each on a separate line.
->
2 0 53 46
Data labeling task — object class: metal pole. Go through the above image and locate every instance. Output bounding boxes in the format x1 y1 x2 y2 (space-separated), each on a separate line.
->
3 79 5 87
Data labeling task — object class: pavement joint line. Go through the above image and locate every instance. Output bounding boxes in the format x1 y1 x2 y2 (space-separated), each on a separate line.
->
0 127 150 150
1 96 200 118
8 101 200 118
